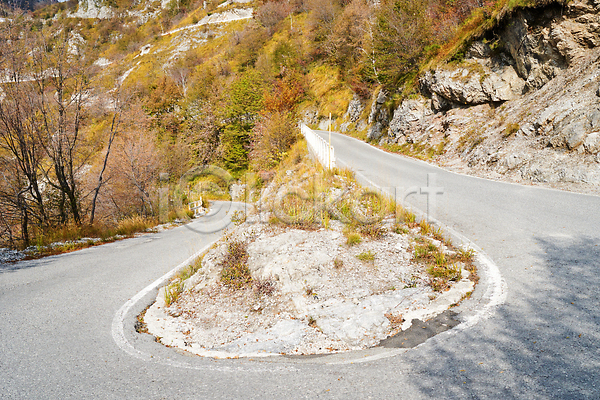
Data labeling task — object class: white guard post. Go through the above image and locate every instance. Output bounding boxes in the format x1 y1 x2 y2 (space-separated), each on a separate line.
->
300 124 336 169
188 199 204 217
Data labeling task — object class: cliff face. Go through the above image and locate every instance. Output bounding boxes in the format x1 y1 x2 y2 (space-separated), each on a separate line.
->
367 0 600 194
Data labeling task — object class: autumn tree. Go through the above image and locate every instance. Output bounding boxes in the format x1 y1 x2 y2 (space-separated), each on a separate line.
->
29 29 95 224
0 20 48 245
373 0 433 88
111 128 160 217
89 81 129 224
306 0 341 47
251 73 305 169
325 0 373 73
185 99 221 167
255 0 293 35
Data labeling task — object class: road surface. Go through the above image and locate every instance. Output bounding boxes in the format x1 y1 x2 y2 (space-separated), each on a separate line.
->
1 133 599 399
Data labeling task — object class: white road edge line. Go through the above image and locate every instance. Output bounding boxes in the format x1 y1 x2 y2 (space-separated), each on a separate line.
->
111 241 216 362
317 129 600 199
110 210 296 372
325 154 508 365
112 146 507 367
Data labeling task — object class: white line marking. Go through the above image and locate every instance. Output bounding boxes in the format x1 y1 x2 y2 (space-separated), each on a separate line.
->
112 141 507 367
322 138 508 365
111 231 296 372
111 243 225 366
317 129 600 199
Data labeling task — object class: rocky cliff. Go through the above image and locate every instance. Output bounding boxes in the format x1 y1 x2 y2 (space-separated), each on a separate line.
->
355 0 600 194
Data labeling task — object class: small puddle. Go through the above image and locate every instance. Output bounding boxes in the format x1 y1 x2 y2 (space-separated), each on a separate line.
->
379 310 460 348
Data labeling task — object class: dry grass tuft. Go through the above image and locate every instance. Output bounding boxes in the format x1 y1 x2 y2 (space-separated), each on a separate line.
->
220 241 252 289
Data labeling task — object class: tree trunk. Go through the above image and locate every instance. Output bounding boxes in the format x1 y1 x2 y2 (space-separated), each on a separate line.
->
90 103 121 224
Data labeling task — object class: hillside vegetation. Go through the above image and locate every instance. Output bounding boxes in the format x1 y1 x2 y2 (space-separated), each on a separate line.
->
0 0 568 248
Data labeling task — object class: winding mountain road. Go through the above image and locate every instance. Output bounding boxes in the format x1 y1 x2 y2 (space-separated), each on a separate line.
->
2 131 600 399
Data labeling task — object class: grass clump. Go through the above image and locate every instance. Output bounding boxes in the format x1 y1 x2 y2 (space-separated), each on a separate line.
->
164 255 203 306
116 215 156 236
333 257 344 269
220 241 252 289
164 280 185 306
419 220 433 236
457 247 476 262
179 256 203 281
414 242 439 260
276 191 317 228
503 122 520 138
398 208 416 225
393 224 409 235
345 231 362 246
359 223 387 239
432 227 445 241
427 263 462 281
356 250 376 263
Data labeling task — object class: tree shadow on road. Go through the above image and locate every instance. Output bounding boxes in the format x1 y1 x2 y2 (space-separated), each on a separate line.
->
393 234 600 399
0 258 53 274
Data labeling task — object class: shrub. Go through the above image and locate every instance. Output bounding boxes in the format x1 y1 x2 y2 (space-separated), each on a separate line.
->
503 122 520 138
220 241 252 289
255 1 293 33
254 278 276 296
251 111 300 170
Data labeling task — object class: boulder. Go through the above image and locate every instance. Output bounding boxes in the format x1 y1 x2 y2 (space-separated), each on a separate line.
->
368 89 388 125
584 131 600 153
566 128 587 150
500 10 567 91
389 97 430 139
346 94 364 122
499 153 529 171
420 62 524 107
367 122 385 141
431 92 453 113
466 41 492 59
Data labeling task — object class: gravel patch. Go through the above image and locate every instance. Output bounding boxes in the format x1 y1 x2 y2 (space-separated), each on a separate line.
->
0 248 26 265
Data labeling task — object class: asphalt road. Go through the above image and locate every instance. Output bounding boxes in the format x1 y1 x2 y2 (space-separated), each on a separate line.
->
2 132 600 399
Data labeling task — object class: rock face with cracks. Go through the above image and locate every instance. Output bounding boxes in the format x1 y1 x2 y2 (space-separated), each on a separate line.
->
375 0 600 194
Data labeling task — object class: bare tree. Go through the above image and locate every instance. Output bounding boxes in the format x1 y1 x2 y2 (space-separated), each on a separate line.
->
89 84 126 224
186 99 221 166
29 30 93 224
112 128 160 217
0 20 49 245
169 64 190 98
